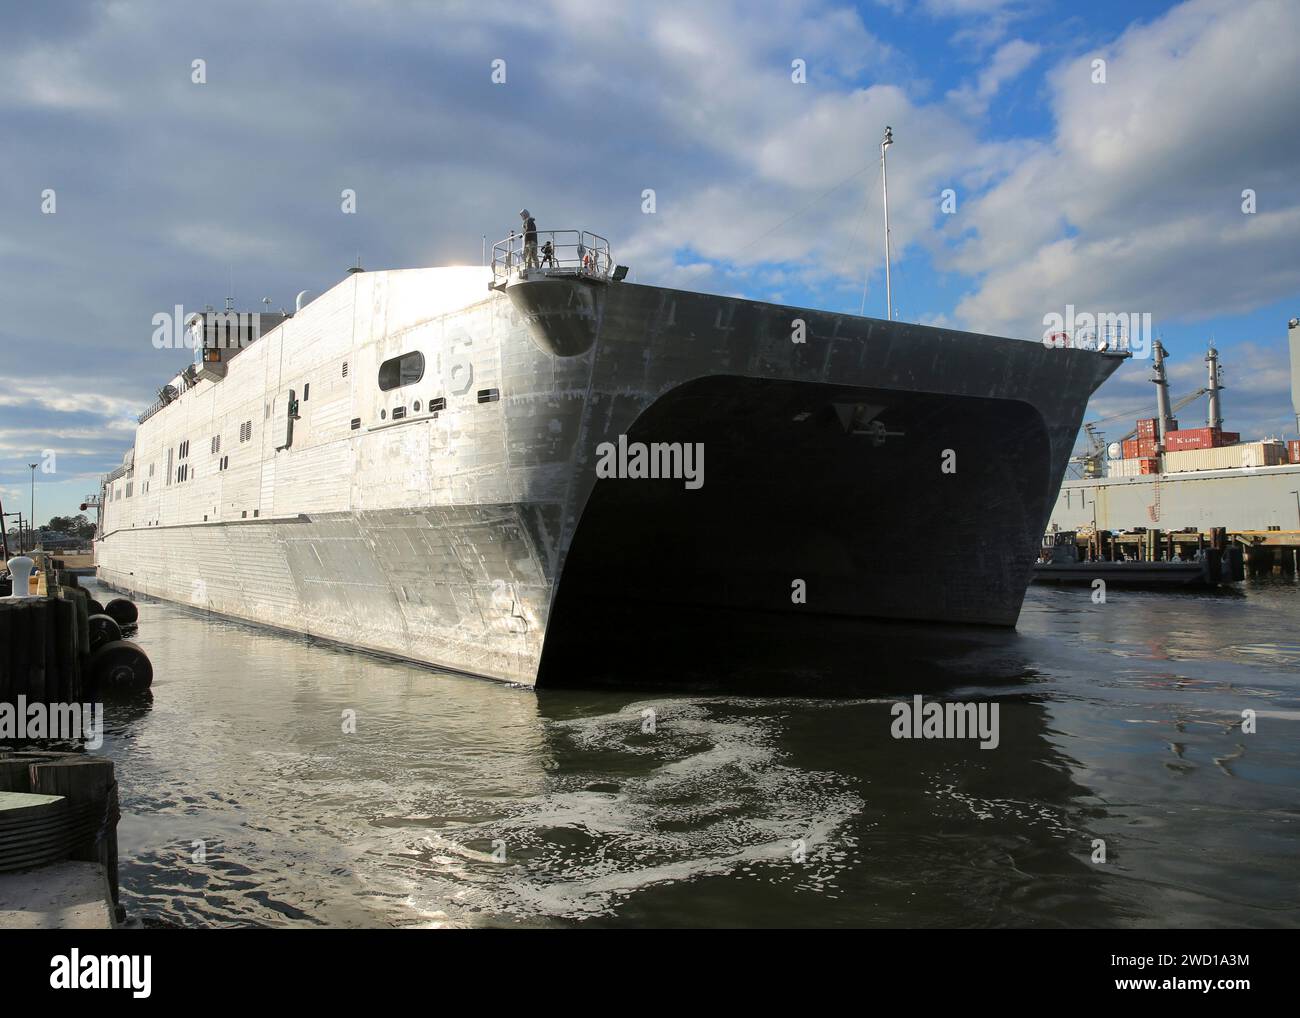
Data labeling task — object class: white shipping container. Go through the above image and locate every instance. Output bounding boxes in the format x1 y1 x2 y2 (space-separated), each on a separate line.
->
1163 442 1287 473
1243 441 1288 467
1107 457 1145 477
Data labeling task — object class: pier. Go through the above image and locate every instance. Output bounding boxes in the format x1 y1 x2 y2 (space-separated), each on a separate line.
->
0 753 120 928
1047 525 1300 576
1 553 142 928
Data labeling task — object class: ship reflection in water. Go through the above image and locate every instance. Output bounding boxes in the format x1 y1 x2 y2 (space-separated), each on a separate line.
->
86 578 1300 928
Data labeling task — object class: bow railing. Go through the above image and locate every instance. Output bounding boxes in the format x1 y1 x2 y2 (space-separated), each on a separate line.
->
490 230 611 287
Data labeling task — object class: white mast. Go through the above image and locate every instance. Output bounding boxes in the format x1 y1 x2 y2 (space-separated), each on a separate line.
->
881 126 894 321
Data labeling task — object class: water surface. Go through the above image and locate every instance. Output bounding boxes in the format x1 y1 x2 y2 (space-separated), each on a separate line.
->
87 578 1300 928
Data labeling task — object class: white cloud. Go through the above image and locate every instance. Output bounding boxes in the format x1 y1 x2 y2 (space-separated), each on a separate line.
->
949 0 1300 339
946 38 1040 115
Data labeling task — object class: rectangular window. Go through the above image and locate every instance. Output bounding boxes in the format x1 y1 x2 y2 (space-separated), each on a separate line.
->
477 387 500 403
166 448 174 486
429 397 446 413
350 418 361 430
342 361 349 378
212 434 221 455
391 405 406 420
303 383 310 401
378 351 424 391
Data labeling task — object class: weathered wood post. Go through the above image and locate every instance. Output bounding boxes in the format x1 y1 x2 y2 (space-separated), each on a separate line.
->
28 756 120 905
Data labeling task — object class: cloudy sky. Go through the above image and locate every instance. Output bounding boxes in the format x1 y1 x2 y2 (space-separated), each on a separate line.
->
1 0 1298 524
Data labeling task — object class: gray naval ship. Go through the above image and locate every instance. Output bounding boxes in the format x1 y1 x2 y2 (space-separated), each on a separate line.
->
95 227 1124 688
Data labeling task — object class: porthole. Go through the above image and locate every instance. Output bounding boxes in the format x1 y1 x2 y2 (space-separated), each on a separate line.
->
413 400 421 412
380 409 386 420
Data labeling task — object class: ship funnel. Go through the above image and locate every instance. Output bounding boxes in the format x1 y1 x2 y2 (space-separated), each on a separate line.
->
295 290 311 312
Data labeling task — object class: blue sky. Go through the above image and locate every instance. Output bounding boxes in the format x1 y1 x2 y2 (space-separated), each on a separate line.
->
1 0 1297 524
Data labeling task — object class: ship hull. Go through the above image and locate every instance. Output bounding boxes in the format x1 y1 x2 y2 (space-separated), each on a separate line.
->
96 268 1121 687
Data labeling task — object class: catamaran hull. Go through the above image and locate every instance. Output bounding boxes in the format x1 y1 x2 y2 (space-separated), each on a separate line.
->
96 269 1121 687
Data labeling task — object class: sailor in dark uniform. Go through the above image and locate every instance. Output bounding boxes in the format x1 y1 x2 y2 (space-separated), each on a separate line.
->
520 209 539 269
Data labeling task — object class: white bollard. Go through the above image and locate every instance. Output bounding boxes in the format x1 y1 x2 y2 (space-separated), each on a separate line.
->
4 555 37 599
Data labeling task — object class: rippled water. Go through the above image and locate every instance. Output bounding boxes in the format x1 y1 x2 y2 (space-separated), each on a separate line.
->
86 577 1300 928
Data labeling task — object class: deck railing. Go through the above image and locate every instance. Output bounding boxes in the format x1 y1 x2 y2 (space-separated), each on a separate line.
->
490 230 611 287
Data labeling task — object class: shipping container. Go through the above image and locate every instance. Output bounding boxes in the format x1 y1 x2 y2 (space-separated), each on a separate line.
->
1163 441 1289 473
1108 457 1145 477
1138 457 1160 475
1242 441 1288 468
1289 439 1300 464
1122 437 1157 458
1164 426 1232 451
1136 417 1158 437
1221 431 1240 445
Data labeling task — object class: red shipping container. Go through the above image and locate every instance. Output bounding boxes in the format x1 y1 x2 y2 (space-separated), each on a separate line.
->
1136 418 1158 437
1122 439 1140 458
1124 436 1159 457
1139 457 1160 474
1165 427 1229 450
1221 431 1240 445
1289 439 1300 464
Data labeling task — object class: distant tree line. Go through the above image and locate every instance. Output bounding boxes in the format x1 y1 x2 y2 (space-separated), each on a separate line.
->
44 514 97 540
4 514 94 546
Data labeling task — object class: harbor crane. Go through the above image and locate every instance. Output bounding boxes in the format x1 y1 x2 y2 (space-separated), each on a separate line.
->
1069 386 1214 479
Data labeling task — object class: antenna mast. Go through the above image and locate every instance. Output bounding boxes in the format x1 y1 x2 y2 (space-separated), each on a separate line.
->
881 126 894 321
1206 344 1224 430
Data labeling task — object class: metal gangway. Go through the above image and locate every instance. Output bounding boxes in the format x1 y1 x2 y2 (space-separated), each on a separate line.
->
490 229 613 288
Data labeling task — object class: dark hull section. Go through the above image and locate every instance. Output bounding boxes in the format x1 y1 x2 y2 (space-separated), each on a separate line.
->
513 277 1124 689
555 377 1050 618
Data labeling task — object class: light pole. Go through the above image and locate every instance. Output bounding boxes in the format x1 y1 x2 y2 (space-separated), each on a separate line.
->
29 463 38 552
1 511 18 557
5 512 25 555
1290 490 1299 529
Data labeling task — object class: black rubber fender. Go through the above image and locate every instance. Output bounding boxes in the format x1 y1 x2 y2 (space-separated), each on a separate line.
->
90 639 153 691
87 613 123 652
104 598 138 627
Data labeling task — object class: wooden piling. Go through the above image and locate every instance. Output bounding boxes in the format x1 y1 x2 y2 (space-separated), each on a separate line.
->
0 751 120 912
27 756 119 905
1 585 105 709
